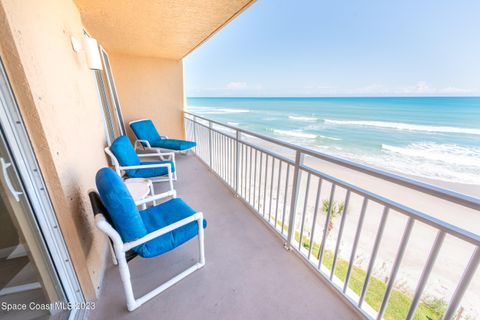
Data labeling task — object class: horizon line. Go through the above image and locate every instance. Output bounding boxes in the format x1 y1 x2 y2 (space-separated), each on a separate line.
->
187 95 480 99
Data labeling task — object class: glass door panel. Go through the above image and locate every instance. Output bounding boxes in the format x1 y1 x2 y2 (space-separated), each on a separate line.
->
0 129 67 319
0 59 81 319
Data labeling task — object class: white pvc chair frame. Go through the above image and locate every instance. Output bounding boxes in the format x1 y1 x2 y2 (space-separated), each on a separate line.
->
95 191 205 311
129 119 191 155
104 147 178 184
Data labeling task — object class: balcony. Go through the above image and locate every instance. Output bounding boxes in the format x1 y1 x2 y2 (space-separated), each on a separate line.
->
90 113 479 320
89 152 359 319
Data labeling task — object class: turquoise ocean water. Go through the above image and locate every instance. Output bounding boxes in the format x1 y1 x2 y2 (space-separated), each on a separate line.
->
187 97 480 184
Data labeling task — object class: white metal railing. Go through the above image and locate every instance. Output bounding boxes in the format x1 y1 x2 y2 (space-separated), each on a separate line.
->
184 112 480 320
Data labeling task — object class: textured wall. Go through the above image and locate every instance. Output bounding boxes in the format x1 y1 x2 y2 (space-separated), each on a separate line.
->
108 53 186 140
0 0 110 299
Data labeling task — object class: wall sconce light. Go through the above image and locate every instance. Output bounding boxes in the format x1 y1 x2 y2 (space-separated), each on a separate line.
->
71 35 103 70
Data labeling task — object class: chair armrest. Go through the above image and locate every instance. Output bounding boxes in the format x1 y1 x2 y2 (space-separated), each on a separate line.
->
123 212 204 251
122 162 175 194
119 163 172 171
95 214 123 247
137 152 174 157
134 190 177 206
138 152 175 161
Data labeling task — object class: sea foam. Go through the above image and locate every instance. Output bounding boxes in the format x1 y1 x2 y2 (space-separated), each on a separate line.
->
354 152 479 184
217 108 250 113
188 106 250 115
318 135 342 141
382 143 480 167
288 115 318 122
273 129 317 139
325 119 480 135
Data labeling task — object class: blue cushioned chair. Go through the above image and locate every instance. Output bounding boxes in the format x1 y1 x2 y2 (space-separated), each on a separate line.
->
105 135 178 185
92 168 206 311
129 119 196 153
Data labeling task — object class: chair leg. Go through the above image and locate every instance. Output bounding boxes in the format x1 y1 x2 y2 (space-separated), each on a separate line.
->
114 246 138 311
109 216 206 312
149 182 156 206
168 171 174 192
110 243 118 266
198 217 205 266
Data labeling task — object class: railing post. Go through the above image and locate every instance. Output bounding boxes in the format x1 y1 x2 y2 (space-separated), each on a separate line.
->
192 116 197 153
208 121 213 168
235 130 241 196
286 150 304 249
443 246 480 320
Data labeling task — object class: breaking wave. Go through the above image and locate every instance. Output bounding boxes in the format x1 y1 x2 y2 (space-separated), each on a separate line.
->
188 106 250 115
382 143 480 167
273 129 317 139
324 119 480 135
288 115 318 122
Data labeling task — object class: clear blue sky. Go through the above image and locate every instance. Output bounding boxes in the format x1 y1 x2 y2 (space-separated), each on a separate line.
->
184 0 480 97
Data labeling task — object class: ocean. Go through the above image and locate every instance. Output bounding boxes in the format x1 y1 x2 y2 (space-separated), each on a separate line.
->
187 97 480 185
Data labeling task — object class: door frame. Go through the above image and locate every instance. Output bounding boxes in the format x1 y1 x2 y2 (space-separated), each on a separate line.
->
0 60 84 316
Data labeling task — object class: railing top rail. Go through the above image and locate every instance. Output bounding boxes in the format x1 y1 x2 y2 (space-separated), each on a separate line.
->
185 111 480 211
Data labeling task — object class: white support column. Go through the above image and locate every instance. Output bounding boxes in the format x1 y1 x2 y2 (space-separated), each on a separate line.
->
286 150 304 248
208 121 213 168
235 130 241 196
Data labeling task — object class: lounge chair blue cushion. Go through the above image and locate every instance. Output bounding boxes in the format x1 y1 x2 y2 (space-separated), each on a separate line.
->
95 168 147 242
126 160 175 178
130 120 162 142
136 198 207 258
111 136 141 166
130 119 196 151
149 139 197 151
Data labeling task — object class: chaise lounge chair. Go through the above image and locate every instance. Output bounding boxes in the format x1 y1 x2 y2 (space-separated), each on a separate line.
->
91 167 206 311
105 135 177 184
129 119 196 153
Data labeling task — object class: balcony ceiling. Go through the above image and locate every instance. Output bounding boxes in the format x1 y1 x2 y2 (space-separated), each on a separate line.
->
74 0 255 60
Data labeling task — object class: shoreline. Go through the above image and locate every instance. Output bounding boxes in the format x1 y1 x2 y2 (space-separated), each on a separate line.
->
407 174 480 198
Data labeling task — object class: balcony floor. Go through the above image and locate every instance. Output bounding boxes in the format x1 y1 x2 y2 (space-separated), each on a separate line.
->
89 155 359 320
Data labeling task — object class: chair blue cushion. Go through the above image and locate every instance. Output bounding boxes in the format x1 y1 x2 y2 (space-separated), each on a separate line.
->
149 139 197 151
136 198 207 258
130 119 196 151
126 160 176 178
110 136 141 166
95 168 147 242
130 120 162 142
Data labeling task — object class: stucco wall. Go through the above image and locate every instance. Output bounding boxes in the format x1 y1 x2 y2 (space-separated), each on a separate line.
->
0 0 110 299
108 53 186 140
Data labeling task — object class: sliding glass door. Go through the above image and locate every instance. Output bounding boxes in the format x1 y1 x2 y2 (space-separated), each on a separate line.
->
0 60 83 319
0 130 65 319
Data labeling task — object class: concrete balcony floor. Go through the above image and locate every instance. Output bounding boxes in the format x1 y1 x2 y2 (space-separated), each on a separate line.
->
89 155 359 320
